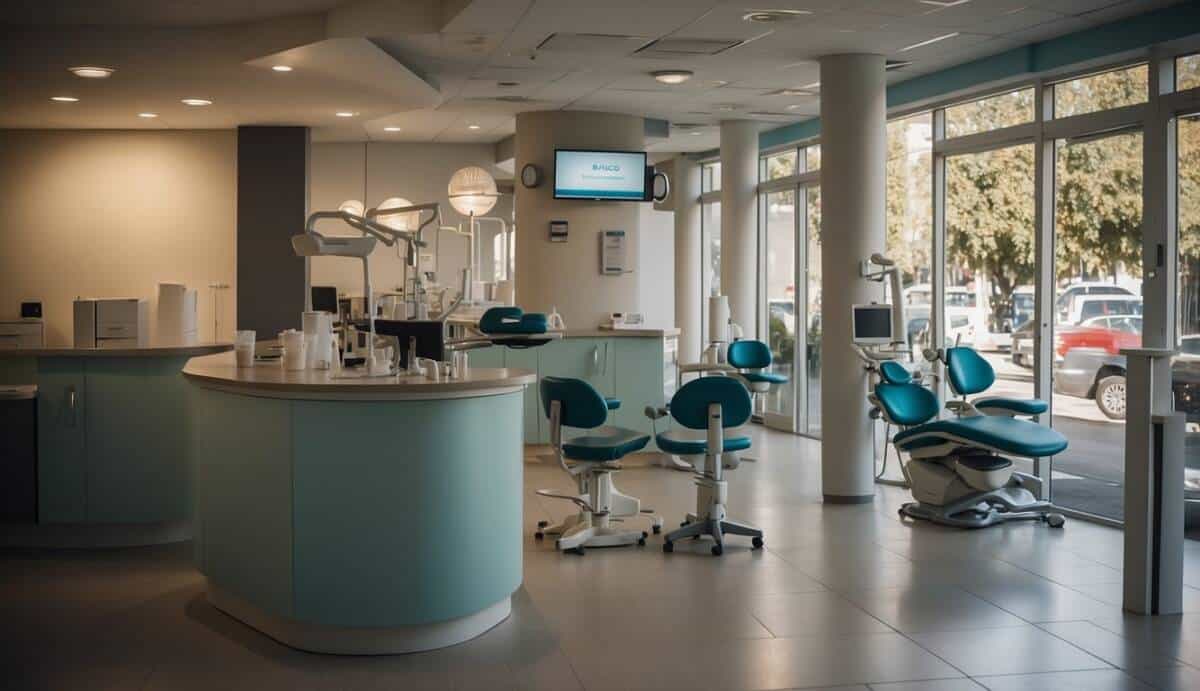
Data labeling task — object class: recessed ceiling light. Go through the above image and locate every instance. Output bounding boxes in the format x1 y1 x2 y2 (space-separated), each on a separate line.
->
742 9 812 23
689 131 702 136
51 96 79 102
383 126 402 132
651 70 694 85
138 112 158 118
899 32 960 52
335 111 357 117
467 124 481 130
272 65 293 72
715 104 738 112
775 88 815 97
181 98 212 106
802 81 820 90
919 0 971 7
69 66 114 79
786 104 804 110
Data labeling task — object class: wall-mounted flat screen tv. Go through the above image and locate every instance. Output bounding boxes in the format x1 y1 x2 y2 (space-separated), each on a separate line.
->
554 149 648 201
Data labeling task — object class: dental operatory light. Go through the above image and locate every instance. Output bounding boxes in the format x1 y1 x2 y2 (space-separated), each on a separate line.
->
181 98 212 106
271 65 293 72
448 166 499 217
375 197 418 231
69 66 114 78
651 70 693 85
337 199 365 217
51 96 79 102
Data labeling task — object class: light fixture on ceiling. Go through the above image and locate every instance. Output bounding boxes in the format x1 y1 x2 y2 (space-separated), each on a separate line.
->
742 9 812 23
69 66 114 79
51 96 79 102
651 70 694 85
497 81 520 88
775 88 815 97
272 65 293 72
919 0 971 7
715 104 738 112
467 124 481 130
786 104 804 110
689 131 702 136
181 98 212 106
448 166 499 217
801 81 820 90
335 111 357 117
138 112 158 118
885 60 913 71
899 32 959 52
383 126 402 132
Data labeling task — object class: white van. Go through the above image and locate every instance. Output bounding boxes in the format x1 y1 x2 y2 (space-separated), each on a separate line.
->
1066 295 1142 325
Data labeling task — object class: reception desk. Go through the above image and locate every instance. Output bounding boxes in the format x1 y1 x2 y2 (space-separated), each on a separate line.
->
0 343 231 547
183 353 535 654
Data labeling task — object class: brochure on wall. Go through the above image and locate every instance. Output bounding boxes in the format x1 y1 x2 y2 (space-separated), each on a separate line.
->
600 230 627 275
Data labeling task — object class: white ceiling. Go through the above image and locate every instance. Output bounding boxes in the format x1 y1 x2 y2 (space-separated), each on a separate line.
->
0 0 1184 153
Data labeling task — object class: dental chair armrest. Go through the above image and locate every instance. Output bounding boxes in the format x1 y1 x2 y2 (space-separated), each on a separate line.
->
945 400 981 417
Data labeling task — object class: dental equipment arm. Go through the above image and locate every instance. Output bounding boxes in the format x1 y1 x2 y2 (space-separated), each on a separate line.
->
366 202 443 319
861 253 907 348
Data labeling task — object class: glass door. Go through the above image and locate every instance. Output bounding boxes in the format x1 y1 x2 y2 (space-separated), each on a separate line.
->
763 189 798 430
804 186 822 436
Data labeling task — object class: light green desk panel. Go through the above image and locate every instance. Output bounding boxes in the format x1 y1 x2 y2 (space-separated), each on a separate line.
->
85 356 192 523
35 358 88 523
290 392 524 627
611 338 666 447
502 347 541 442
190 387 295 618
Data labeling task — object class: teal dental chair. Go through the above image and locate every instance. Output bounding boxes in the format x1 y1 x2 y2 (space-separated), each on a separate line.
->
726 339 788 417
870 366 1066 529
944 346 1047 418
535 377 661 554
478 306 552 348
653 376 764 555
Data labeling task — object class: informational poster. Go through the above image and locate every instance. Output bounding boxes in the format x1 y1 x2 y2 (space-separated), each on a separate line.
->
600 230 627 275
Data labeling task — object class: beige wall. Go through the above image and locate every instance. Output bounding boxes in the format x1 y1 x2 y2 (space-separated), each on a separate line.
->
0 130 237 346
308 142 513 302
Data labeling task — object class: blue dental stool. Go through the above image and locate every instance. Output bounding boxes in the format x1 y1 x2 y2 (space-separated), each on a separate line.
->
726 340 788 417
535 377 661 554
654 376 764 556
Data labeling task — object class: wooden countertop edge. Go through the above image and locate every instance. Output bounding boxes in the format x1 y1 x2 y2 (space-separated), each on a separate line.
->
0 343 233 358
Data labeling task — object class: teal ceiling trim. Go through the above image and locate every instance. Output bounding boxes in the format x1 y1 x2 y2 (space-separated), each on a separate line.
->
756 1 1200 151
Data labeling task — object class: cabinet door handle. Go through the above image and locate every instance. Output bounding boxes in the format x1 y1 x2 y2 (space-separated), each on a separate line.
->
592 346 599 372
66 385 77 427
603 342 609 375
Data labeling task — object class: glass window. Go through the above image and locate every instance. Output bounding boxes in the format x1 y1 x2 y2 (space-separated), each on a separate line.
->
764 189 796 421
1053 64 1148 118
763 150 797 180
1052 129 1143 521
701 201 721 339
1179 53 1200 93
885 113 934 363
805 186 822 435
1178 114 1200 530
944 88 1035 138
805 145 821 172
702 161 721 193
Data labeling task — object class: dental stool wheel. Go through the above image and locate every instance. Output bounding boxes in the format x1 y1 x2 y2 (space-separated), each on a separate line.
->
711 543 723 556
638 535 646 546
752 536 763 549
662 540 674 553
534 531 544 540
653 524 662 534
1046 513 1066 528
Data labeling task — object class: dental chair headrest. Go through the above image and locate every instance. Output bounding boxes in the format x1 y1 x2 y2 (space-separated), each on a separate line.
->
946 346 995 396
878 361 912 385
727 339 772 370
480 306 548 335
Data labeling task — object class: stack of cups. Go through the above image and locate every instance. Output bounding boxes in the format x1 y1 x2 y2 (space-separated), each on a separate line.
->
234 330 256 368
279 329 307 371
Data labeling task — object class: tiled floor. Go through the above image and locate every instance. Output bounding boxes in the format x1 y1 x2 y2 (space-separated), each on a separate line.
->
5 425 1200 690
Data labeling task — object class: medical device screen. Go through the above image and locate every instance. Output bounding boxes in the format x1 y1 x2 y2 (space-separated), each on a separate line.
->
852 304 894 344
554 149 648 200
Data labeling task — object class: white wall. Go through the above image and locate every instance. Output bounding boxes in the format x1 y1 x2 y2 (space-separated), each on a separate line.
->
638 203 675 329
0 130 237 346
308 142 513 302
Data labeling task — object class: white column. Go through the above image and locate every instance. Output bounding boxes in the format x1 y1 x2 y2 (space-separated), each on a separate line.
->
819 54 887 503
674 156 702 363
720 120 759 338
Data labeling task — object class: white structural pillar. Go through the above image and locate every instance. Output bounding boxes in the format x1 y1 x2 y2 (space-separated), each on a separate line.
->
819 54 887 503
720 120 759 338
674 156 702 363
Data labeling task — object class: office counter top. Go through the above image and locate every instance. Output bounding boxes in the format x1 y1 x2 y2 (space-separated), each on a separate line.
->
0 343 232 358
560 327 679 339
183 352 535 400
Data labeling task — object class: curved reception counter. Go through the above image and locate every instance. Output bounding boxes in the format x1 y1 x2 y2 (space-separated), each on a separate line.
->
183 353 536 655
0 343 231 547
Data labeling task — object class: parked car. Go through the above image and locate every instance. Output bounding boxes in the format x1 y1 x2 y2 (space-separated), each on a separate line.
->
1054 315 1143 357
1011 319 1034 367
905 305 975 349
1055 282 1134 324
1066 295 1142 325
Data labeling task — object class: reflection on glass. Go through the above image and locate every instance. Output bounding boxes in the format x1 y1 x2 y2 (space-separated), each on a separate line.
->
805 145 821 173
1054 64 1148 118
944 89 1034 138
885 112 933 367
1052 130 1143 521
1179 54 1200 93
1177 114 1200 538
765 190 796 421
702 162 722 193
701 201 721 338
806 186 822 435
764 151 797 180
945 144 1037 476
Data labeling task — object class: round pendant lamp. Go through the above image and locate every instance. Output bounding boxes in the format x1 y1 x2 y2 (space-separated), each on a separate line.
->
447 166 499 217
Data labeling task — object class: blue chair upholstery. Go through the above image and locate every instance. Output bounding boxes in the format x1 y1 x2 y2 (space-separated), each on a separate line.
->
741 371 788 384
605 397 621 411
564 430 649 461
667 376 752 430
976 397 1048 416
480 307 548 335
727 340 772 369
946 346 995 396
874 382 940 427
539 377 649 459
878 361 913 385
894 415 1068 458
657 434 751 456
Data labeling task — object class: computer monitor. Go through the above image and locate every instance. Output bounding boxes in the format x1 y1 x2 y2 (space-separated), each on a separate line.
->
311 286 338 314
852 304 894 345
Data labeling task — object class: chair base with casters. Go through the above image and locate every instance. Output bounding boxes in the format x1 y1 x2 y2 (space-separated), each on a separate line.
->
656 376 764 556
537 377 661 555
897 452 1063 529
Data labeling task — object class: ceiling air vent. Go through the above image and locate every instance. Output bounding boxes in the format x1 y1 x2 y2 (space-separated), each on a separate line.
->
634 37 743 58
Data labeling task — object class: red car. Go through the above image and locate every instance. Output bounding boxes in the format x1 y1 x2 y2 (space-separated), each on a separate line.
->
1054 315 1142 358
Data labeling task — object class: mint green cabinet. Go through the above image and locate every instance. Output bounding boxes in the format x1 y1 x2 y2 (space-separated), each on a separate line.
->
36 359 88 523
504 348 542 442
610 338 667 441
536 338 616 443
